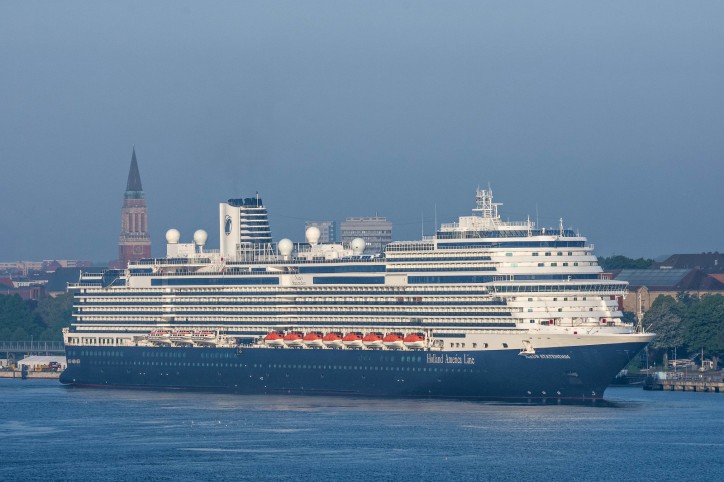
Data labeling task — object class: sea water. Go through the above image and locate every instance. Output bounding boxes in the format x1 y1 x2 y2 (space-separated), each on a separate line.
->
1 379 722 481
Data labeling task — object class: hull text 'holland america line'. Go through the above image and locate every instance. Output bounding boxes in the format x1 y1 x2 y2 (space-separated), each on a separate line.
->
61 188 653 401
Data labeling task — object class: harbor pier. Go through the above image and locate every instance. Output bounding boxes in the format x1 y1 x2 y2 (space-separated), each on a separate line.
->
644 376 724 393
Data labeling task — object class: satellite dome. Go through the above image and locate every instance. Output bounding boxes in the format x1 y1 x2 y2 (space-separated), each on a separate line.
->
193 229 208 246
278 238 293 257
305 226 321 246
166 229 180 244
351 238 365 255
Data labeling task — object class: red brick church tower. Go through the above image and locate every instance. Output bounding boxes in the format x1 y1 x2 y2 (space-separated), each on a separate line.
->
118 147 151 267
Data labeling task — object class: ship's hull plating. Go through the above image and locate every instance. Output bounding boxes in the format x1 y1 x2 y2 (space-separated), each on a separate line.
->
60 341 647 401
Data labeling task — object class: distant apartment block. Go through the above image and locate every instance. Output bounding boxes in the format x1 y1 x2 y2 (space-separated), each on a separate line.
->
0 260 92 276
305 221 337 244
340 216 392 254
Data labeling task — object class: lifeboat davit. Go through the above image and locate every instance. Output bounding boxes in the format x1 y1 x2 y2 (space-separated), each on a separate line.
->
322 332 343 349
303 332 324 348
403 334 426 350
264 332 285 347
342 332 364 349
362 333 384 349
283 332 304 348
383 333 404 350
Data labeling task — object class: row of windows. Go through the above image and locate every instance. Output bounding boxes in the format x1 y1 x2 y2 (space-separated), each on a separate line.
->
86 359 478 373
494 283 623 292
299 265 386 274
78 299 505 307
78 309 512 317
387 267 496 272
151 277 280 286
313 276 385 285
534 262 579 267
409 275 494 284
437 241 585 249
387 256 492 262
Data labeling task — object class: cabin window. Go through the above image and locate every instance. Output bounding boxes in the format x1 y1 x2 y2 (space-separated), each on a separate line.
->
502 343 508 348
532 252 539 256
545 252 551 256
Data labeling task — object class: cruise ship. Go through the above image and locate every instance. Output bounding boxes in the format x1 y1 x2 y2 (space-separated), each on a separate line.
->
60 188 653 401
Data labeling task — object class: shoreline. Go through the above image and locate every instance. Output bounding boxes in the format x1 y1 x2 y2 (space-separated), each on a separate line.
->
0 371 60 379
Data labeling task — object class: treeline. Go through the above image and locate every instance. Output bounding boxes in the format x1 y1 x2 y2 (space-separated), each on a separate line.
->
642 293 724 367
597 255 654 270
0 293 73 341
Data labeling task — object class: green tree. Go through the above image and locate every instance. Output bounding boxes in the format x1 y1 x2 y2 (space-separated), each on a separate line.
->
643 295 683 366
35 292 74 340
681 294 724 369
0 294 43 340
598 255 654 270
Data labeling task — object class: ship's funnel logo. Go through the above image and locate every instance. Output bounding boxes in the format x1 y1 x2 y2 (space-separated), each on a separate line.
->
224 216 232 235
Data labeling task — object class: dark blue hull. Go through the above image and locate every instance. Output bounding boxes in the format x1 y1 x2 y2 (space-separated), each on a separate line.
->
60 342 647 401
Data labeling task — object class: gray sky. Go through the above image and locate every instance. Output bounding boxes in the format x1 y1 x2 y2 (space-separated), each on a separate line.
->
1 1 722 262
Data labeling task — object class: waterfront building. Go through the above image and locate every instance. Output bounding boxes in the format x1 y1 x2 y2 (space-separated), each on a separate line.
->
304 221 337 244
340 216 392 254
614 268 724 313
118 147 151 267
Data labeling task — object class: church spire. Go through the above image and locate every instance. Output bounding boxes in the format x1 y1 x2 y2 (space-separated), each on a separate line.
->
118 146 151 268
126 146 143 193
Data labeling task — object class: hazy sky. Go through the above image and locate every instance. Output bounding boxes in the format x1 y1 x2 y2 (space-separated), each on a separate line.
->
1 1 722 262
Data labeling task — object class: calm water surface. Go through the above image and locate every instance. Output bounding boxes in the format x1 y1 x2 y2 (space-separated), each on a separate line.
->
1 379 722 481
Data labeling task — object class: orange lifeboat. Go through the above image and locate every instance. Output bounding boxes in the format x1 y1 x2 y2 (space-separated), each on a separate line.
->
170 330 193 342
403 333 426 350
192 331 217 345
342 332 364 349
362 333 384 349
303 332 324 348
192 330 215 340
149 331 171 344
283 332 304 348
264 332 285 347
322 332 343 349
383 333 404 350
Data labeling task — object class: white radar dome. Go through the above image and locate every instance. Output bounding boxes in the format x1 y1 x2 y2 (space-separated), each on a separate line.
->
166 229 181 244
305 226 321 246
278 238 293 257
193 229 208 246
351 238 366 255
